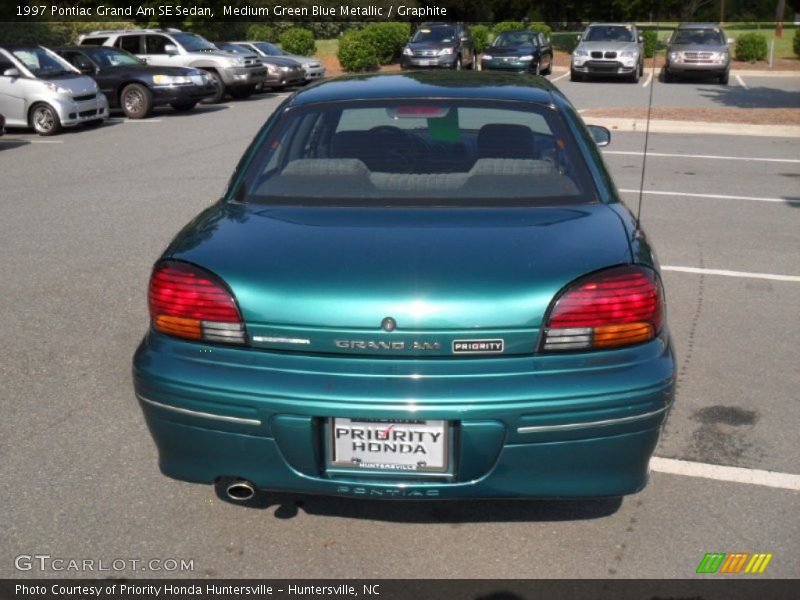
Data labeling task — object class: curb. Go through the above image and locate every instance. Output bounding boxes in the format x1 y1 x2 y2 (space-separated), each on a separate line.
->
582 117 800 138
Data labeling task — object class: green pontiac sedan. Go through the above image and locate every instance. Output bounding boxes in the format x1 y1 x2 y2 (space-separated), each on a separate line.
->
133 72 675 503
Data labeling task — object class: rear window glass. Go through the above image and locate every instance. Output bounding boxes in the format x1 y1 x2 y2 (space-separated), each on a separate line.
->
236 100 597 207
80 36 109 46
116 36 141 54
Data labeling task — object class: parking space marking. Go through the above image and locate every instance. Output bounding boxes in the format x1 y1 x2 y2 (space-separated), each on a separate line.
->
107 118 163 123
735 74 748 89
651 457 800 491
642 72 653 87
662 265 800 282
550 71 569 83
605 150 800 164
0 138 63 144
619 188 799 204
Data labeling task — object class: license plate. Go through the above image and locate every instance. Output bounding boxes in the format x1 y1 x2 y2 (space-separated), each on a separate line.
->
329 418 448 472
417 59 436 66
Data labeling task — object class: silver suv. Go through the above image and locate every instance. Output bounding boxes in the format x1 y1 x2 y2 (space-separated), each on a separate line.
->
571 23 644 83
0 45 108 135
77 29 267 103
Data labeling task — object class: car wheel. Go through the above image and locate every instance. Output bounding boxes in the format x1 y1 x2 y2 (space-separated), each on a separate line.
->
201 71 226 104
570 69 583 82
230 87 254 100
171 101 197 112
30 103 61 136
541 59 552 75
121 83 153 119
719 72 729 85
630 68 640 83
639 60 644 76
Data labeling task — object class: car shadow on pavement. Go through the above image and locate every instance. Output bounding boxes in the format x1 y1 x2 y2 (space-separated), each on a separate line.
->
213 482 623 522
698 83 800 108
0 139 30 150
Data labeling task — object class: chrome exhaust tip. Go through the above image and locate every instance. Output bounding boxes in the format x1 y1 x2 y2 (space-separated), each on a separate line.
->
225 479 256 501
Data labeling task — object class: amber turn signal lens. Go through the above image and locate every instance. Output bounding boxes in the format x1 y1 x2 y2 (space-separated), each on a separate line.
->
154 315 202 340
593 322 654 348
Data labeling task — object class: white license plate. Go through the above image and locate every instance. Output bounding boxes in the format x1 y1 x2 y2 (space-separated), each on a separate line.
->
417 59 436 66
330 418 448 472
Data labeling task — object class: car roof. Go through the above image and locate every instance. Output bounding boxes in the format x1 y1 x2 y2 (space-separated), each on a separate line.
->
677 22 722 29
586 22 636 27
288 72 556 108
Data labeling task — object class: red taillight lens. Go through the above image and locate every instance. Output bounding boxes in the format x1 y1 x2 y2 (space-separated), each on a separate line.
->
148 261 246 345
542 266 663 352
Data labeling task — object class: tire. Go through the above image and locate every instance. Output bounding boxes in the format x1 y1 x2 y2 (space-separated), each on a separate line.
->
454 56 462 71
719 71 729 85
639 60 644 76
171 101 197 112
570 69 583 82
201 71 226 104
541 58 552 75
120 83 153 119
30 103 61 136
630 68 640 83
229 87 254 100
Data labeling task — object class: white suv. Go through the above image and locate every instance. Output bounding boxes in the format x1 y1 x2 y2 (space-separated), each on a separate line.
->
78 29 267 103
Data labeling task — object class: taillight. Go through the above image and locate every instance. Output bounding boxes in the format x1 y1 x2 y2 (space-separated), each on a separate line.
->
148 261 246 345
542 265 663 352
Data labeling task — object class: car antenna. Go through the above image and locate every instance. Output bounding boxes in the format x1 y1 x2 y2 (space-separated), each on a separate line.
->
635 19 659 229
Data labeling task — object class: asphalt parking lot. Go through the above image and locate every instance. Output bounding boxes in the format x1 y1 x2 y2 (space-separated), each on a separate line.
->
1 73 799 579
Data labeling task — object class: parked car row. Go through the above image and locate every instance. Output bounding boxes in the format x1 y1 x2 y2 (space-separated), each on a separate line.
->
0 28 326 135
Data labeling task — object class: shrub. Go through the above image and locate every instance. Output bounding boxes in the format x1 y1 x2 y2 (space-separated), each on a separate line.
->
491 21 525 39
337 30 379 72
471 25 490 54
529 22 552 37
794 28 800 58
642 30 658 58
247 23 277 43
279 28 316 56
360 22 411 64
735 33 768 62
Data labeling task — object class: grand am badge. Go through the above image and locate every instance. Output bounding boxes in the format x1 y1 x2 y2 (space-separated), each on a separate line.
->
452 339 504 354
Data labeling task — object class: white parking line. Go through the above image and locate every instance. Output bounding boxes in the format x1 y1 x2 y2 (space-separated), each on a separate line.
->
662 265 800 283
642 72 653 87
107 118 163 123
605 150 800 164
0 138 63 144
735 74 748 88
550 71 569 83
650 457 800 491
619 188 798 204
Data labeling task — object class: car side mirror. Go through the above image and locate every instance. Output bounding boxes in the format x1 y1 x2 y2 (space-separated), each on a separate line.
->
638 35 644 43
727 37 734 45
164 44 179 55
587 125 611 147
3 67 21 78
576 34 582 41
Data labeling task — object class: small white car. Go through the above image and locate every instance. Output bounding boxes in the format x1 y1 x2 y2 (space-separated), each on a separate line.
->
0 45 108 135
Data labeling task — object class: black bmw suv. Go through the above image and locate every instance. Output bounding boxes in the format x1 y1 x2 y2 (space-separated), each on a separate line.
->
401 23 476 70
56 46 217 118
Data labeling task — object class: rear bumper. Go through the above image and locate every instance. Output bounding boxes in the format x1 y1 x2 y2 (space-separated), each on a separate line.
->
133 332 675 499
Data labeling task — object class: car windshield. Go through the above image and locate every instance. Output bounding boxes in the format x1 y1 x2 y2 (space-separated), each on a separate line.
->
85 47 142 68
11 47 75 78
235 100 596 206
253 42 285 56
171 33 217 52
411 27 457 44
218 43 250 55
673 28 725 45
493 32 538 47
583 26 635 42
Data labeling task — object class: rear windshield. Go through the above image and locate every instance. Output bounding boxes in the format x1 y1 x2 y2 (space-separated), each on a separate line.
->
234 100 597 207
673 28 725 45
583 26 635 43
